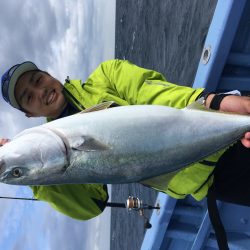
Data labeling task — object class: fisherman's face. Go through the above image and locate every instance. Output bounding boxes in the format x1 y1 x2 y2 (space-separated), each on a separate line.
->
14 70 67 118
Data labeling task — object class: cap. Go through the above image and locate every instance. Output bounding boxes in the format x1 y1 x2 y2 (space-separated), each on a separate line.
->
1 61 38 109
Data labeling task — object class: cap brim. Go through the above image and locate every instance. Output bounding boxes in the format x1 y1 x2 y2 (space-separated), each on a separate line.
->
8 62 38 109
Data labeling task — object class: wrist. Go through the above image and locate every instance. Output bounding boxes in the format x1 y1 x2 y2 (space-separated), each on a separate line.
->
201 90 241 111
204 93 215 109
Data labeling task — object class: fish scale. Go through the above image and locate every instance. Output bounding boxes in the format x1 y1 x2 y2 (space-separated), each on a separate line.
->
0 103 250 185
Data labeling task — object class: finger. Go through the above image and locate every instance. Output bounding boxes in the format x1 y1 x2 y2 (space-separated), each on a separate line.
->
241 138 250 148
244 132 250 139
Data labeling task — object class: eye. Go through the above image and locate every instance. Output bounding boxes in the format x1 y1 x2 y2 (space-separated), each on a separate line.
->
36 75 42 85
12 168 22 178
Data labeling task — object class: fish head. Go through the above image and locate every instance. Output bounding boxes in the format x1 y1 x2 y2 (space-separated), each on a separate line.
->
0 127 68 185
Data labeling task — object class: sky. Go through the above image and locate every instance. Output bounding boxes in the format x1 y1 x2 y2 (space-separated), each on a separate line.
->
0 0 115 249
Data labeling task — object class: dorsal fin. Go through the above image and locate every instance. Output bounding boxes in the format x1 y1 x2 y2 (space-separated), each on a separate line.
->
184 98 208 111
80 101 115 114
184 98 232 114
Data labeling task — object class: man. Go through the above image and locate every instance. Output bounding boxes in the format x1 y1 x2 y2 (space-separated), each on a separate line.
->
1 59 250 220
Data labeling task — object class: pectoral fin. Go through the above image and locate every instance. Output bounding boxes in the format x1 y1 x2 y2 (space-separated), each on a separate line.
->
71 136 109 151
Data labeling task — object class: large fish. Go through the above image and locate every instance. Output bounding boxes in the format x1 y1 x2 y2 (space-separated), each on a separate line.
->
0 101 250 186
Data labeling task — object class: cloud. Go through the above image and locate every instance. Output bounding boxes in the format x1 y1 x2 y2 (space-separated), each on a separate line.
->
0 0 115 249
0 0 115 78
0 96 44 138
0 184 109 250
82 212 111 250
0 0 115 139
0 0 57 69
84 186 112 250
0 0 56 138
0 185 33 250
47 0 115 81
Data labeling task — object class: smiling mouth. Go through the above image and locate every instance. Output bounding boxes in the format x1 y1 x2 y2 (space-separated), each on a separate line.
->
45 90 56 105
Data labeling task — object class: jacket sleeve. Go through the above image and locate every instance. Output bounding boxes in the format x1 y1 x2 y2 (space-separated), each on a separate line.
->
95 59 204 108
30 184 109 220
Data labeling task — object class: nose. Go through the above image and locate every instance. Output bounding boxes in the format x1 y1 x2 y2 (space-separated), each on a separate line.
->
31 86 43 97
27 85 44 101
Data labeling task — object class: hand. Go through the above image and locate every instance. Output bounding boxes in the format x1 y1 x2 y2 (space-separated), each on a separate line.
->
205 94 250 148
205 94 250 115
220 95 250 148
0 138 10 146
241 132 250 148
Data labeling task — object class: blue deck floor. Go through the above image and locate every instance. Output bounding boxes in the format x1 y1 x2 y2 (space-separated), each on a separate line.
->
141 0 250 249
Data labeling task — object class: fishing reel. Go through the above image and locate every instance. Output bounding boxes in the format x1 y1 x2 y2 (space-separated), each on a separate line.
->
125 196 160 229
1 194 160 229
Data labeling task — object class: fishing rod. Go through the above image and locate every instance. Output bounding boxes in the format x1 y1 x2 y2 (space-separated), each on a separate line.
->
0 195 159 209
0 195 160 228
0 196 38 201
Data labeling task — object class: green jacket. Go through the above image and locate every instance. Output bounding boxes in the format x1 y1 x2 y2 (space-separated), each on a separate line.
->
31 59 223 220
31 184 108 220
64 59 224 201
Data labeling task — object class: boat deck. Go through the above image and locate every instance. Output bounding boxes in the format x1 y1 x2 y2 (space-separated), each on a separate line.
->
141 1 250 249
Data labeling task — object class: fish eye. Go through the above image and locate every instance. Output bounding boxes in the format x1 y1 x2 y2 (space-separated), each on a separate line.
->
12 168 22 178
